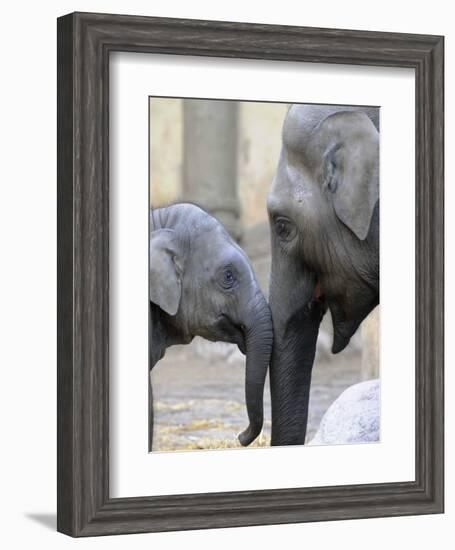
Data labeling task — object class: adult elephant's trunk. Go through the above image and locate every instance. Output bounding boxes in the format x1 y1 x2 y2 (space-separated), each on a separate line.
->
238 292 273 447
270 306 323 446
269 263 325 446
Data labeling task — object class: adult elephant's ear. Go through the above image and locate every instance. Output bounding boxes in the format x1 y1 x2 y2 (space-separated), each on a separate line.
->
321 111 379 241
150 229 183 316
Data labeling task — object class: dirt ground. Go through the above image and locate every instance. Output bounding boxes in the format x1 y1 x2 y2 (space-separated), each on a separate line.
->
151 339 362 451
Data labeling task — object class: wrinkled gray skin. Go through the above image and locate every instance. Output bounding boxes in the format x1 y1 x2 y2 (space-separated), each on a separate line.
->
267 105 380 446
149 203 273 450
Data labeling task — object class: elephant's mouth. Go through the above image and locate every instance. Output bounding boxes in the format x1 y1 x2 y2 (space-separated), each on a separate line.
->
318 276 378 354
236 332 247 355
215 315 247 354
314 280 324 301
314 278 356 353
230 323 247 355
312 278 326 313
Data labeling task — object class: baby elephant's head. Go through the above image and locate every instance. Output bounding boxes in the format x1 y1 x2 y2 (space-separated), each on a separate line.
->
150 203 273 446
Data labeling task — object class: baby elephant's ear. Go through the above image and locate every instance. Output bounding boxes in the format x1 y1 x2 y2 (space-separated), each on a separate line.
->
321 111 379 241
150 229 182 316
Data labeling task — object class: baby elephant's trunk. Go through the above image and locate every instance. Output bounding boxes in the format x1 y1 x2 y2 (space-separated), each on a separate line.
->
238 292 273 446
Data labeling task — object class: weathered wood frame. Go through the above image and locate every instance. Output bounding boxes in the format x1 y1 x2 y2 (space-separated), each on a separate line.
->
57 12 444 536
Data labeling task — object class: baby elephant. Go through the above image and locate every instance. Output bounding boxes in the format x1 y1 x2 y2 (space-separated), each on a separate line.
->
149 203 273 450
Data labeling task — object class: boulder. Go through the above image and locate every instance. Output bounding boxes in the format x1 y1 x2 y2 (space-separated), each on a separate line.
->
310 379 380 445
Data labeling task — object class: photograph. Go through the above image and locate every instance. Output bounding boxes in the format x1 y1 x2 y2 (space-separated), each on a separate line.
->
149 98 380 452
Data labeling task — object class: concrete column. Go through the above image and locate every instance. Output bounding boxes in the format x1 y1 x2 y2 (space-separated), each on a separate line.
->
360 306 380 380
182 100 242 240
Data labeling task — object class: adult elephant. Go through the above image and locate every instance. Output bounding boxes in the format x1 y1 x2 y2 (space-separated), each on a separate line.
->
267 104 379 446
149 203 273 450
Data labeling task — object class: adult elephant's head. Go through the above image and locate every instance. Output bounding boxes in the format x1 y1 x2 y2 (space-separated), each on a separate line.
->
267 104 380 446
150 203 273 446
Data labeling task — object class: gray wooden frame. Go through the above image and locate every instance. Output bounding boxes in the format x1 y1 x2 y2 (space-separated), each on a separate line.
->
57 11 444 537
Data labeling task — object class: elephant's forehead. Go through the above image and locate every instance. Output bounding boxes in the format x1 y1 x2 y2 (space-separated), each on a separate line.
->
282 106 311 151
192 232 254 276
269 161 314 209
192 229 239 260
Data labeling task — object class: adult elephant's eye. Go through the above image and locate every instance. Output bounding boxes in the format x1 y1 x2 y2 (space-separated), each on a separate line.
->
275 216 296 242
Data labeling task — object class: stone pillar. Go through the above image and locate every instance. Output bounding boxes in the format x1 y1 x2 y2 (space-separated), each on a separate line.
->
360 306 380 380
182 100 242 240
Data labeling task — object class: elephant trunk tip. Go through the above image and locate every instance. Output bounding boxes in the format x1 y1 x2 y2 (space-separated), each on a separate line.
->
238 423 262 447
239 296 271 447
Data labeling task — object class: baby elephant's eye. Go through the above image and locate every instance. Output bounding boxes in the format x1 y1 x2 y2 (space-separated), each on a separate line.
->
220 266 238 289
274 216 296 242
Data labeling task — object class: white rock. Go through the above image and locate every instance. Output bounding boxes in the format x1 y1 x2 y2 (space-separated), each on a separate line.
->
310 379 380 445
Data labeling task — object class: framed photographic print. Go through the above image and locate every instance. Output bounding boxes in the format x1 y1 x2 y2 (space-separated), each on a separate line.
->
57 12 444 536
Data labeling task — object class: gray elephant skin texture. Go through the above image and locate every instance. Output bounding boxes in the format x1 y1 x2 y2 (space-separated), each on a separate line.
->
267 104 380 446
149 203 273 450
